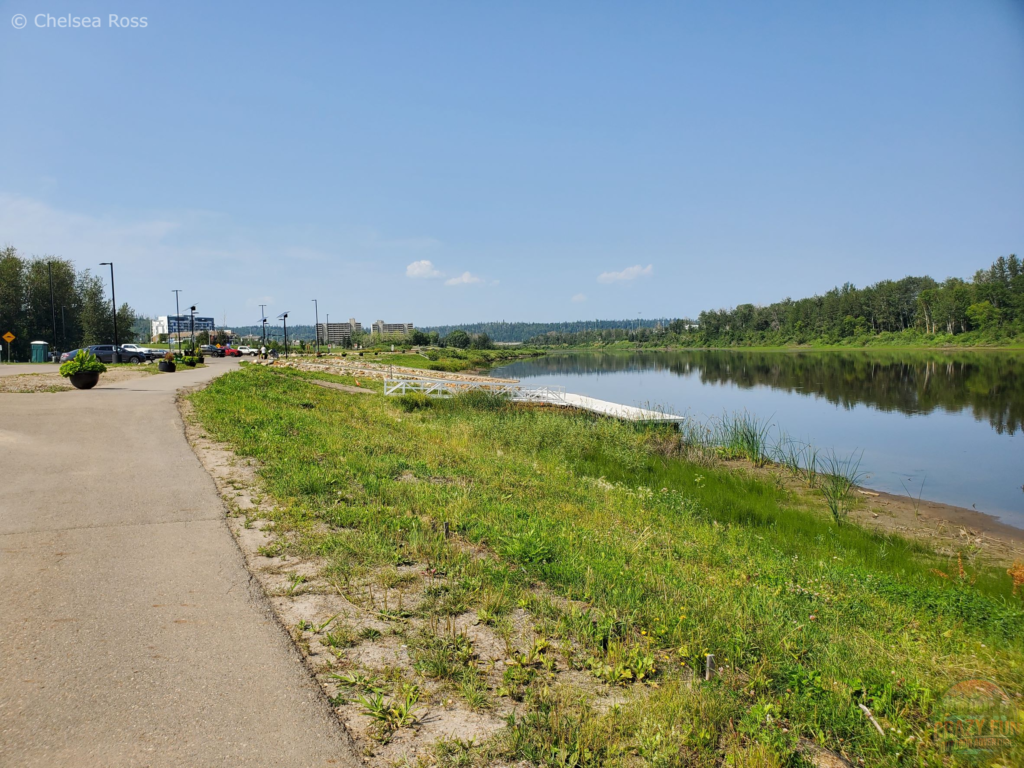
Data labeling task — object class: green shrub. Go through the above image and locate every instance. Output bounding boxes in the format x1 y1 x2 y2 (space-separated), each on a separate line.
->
59 350 107 377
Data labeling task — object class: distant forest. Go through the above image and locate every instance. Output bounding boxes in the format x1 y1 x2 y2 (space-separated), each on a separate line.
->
419 319 674 343
527 256 1023 347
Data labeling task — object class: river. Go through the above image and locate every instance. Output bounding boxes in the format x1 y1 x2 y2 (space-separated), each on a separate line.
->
489 349 1024 529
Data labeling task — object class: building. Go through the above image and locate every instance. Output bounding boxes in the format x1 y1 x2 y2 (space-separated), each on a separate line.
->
316 318 363 344
372 320 414 336
152 315 216 338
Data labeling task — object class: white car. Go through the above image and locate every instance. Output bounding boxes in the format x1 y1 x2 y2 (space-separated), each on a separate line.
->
121 344 166 361
236 346 258 356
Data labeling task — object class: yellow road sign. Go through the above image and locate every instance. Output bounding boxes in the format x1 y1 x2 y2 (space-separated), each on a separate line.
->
2 332 14 343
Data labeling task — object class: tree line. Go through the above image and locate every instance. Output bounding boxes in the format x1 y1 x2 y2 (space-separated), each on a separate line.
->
0 247 139 361
528 256 1022 347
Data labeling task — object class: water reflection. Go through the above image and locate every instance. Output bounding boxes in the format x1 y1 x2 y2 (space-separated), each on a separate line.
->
497 350 1024 435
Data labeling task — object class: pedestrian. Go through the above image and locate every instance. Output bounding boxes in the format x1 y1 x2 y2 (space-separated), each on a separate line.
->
260 345 266 359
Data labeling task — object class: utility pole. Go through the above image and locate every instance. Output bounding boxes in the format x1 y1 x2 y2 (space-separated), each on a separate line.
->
259 304 267 348
281 313 289 358
312 299 320 356
47 262 57 358
100 262 118 362
325 314 329 352
172 289 182 353
190 306 196 353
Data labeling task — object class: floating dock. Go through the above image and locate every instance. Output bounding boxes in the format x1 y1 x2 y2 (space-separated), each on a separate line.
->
383 376 684 425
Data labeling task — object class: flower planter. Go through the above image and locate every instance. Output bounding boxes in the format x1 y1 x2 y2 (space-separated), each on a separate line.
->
184 360 197 368
196 356 205 364
69 372 101 389
158 361 177 373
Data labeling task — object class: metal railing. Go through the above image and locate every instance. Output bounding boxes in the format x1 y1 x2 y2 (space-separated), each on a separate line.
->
383 376 566 404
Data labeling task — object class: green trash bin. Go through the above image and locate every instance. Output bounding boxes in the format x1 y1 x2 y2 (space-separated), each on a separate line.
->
31 340 50 363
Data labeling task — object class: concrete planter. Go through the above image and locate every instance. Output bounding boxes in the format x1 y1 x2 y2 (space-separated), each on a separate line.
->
69 372 101 389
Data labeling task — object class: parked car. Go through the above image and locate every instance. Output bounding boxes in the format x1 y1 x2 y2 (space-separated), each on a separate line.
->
223 347 242 357
87 345 148 364
60 348 82 363
200 344 225 358
237 346 258 356
121 343 164 360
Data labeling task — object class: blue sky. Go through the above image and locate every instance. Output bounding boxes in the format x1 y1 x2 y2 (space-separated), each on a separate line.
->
1 1 1022 328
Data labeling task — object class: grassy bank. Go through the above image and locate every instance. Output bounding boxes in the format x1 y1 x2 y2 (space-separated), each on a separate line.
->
191 366 1024 767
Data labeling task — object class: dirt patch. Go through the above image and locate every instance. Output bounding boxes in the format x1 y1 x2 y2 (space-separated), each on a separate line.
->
0 367 154 393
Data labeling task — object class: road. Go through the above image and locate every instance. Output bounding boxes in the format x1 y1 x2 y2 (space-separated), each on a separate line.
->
0 363 58 377
0 359 356 767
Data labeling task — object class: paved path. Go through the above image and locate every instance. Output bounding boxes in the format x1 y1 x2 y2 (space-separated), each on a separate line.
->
0 363 58 377
0 360 357 767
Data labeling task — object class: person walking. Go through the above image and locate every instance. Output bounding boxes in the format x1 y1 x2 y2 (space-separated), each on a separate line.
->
260 345 266 359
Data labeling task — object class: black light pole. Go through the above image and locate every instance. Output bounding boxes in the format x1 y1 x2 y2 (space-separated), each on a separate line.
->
47 262 57 358
281 313 289 358
259 304 267 348
172 289 182 353
99 262 118 362
190 305 196 353
312 299 320 356
61 306 67 344
325 313 329 352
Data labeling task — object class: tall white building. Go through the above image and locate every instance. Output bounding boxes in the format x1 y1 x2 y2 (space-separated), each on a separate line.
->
372 320 414 336
316 318 363 344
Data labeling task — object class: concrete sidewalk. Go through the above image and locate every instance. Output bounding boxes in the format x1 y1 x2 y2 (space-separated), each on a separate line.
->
0 360 356 766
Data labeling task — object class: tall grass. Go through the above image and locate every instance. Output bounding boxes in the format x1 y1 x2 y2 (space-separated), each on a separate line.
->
818 449 865 525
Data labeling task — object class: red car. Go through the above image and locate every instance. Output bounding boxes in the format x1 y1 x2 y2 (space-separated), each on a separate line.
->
223 347 242 357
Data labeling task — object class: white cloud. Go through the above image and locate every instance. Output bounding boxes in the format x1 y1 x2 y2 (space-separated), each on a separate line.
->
597 264 653 284
571 293 587 303
406 259 442 279
445 271 483 286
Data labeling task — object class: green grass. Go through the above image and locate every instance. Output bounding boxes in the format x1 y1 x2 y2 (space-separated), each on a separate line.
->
190 365 1024 767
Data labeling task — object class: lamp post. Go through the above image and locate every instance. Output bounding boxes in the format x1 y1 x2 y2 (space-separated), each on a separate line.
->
61 306 67 344
99 262 118 363
190 305 196 353
259 304 267 348
47 262 57 358
279 312 290 358
312 299 320 356
325 313 329 352
172 289 182 353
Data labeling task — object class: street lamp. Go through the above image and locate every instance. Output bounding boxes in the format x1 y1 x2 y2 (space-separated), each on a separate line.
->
99 262 118 363
278 312 290 358
172 289 182 353
190 305 196 353
325 313 329 351
47 262 57 358
312 299 320 356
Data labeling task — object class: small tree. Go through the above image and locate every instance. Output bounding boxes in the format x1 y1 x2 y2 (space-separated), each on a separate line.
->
445 329 470 349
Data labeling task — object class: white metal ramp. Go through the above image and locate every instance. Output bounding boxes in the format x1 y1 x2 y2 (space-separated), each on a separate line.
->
383 376 684 424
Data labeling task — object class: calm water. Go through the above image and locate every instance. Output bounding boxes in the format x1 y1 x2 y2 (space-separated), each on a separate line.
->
490 350 1024 528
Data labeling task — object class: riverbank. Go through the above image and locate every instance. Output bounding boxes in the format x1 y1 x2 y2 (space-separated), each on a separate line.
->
721 456 1024 564
187 364 1024 767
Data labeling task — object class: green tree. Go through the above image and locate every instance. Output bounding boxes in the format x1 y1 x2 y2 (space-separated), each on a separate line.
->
444 329 470 349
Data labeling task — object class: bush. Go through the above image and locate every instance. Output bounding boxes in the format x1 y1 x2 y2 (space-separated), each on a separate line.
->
59 350 107 377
